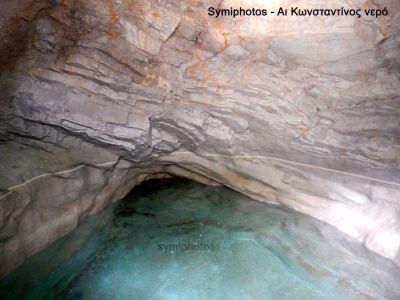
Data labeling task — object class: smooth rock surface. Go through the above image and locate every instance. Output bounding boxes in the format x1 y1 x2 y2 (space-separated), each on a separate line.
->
0 0 400 277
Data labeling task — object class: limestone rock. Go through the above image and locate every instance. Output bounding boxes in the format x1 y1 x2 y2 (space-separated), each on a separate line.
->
0 0 400 277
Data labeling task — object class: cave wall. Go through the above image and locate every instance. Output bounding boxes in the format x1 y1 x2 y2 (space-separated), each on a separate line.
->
1 0 400 277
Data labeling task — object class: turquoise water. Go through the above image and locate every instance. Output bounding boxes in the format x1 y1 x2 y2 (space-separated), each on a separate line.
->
1 179 399 300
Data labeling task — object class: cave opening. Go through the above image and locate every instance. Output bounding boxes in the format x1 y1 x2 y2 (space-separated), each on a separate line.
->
1 178 399 299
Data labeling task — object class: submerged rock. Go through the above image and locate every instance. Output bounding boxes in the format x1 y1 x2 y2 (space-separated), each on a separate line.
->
1 179 400 300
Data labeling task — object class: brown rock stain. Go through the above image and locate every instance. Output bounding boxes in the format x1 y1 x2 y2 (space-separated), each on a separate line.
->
0 0 51 72
126 0 145 17
0 18 30 72
298 126 309 134
151 11 161 19
106 0 119 39
221 31 229 50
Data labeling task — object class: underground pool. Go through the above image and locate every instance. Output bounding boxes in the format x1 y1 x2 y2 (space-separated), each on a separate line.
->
1 179 399 300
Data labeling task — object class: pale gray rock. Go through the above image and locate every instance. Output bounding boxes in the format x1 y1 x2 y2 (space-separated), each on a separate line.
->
0 0 400 278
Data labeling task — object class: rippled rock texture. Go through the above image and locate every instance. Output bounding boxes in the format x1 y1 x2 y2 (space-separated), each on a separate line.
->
0 0 400 277
1 179 400 299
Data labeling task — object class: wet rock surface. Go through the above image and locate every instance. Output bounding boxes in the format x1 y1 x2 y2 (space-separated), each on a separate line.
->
0 0 400 276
